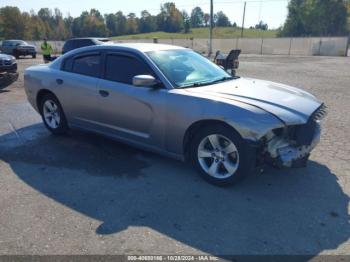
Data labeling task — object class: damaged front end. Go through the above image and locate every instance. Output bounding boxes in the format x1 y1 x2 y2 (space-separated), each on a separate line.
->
259 104 327 168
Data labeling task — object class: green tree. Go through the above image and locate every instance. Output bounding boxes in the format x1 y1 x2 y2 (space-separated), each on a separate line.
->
346 0 350 31
281 0 348 36
72 9 107 37
190 7 204 28
182 10 191 33
139 10 157 33
255 20 268 30
105 13 118 36
126 13 138 34
0 6 26 39
215 11 231 27
115 11 127 36
64 15 74 39
157 3 184 33
0 15 4 39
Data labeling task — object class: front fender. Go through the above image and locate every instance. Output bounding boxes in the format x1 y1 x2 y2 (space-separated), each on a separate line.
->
202 101 285 142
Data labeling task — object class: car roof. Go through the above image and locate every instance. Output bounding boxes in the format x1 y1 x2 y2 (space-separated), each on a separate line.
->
50 43 187 69
67 37 109 41
73 42 186 53
4 40 25 42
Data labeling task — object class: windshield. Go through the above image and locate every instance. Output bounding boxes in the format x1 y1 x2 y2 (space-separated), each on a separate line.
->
147 49 233 88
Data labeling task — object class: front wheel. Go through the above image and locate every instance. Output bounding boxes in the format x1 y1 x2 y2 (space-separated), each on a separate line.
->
190 125 253 186
13 50 19 59
40 93 68 135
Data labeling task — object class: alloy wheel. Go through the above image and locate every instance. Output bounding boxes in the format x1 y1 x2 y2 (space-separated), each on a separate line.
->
43 99 61 129
197 134 240 179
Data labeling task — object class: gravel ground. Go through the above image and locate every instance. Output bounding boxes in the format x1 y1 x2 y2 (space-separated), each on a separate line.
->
0 54 350 256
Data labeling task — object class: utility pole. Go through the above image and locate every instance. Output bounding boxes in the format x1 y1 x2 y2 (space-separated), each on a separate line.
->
241 1 246 38
209 0 213 57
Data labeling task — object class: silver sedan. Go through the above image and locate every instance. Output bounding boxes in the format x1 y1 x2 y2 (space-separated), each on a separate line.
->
24 43 326 186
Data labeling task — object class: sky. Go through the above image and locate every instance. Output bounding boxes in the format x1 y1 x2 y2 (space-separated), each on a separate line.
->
1 0 289 29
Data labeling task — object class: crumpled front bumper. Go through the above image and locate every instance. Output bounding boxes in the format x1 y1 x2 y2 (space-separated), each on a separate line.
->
272 123 321 167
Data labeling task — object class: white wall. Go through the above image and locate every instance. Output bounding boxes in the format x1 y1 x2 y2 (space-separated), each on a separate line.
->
25 37 349 57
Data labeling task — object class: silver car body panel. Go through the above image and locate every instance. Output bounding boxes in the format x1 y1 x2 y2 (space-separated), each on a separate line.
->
24 43 323 163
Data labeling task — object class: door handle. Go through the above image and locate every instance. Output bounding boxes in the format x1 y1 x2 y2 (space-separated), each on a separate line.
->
56 78 63 85
99 90 109 97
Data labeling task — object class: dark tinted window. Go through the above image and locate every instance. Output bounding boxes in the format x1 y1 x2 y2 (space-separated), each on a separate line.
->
77 39 94 48
63 40 75 52
105 54 152 85
62 56 73 71
72 54 101 77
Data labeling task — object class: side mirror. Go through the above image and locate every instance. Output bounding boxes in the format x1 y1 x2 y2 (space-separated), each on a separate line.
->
133 75 159 87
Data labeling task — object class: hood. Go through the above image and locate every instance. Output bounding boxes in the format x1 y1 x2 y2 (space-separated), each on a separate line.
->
0 53 14 59
17 44 36 49
185 77 322 125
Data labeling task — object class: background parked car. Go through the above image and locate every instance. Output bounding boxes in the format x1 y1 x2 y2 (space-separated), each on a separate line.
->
62 37 110 54
0 40 36 59
0 52 18 89
0 52 17 73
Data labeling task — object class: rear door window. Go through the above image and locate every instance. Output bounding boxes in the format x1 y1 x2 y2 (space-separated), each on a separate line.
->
71 53 101 78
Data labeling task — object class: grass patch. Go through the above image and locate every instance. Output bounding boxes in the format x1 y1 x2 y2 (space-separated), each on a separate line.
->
111 27 277 40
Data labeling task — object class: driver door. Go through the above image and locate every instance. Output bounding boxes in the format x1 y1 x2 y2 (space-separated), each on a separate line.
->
94 52 167 147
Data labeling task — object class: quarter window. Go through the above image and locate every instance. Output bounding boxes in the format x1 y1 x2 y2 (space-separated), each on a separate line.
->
105 54 153 85
71 54 101 77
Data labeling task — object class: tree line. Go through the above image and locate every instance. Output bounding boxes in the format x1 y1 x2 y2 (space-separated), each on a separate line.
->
279 0 349 37
1 0 348 41
0 3 235 40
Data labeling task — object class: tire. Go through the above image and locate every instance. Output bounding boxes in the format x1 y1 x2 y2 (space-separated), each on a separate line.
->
40 93 68 135
32 54 36 59
190 124 253 186
13 50 19 59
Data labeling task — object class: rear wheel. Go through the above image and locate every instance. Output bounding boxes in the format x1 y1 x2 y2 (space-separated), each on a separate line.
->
190 125 252 186
40 93 68 135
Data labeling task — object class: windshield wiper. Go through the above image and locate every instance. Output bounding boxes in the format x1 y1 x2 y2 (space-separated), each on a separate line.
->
180 82 210 88
179 76 235 89
209 76 235 84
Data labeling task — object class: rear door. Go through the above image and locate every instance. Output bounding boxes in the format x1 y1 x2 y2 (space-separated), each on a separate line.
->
55 51 103 129
94 51 167 147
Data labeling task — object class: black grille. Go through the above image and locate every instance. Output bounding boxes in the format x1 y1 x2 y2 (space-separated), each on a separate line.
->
0 60 13 66
292 104 326 146
4 60 12 66
311 103 327 121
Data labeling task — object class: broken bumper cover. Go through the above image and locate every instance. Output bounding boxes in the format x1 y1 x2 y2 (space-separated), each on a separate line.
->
261 103 326 168
275 123 321 167
264 121 322 168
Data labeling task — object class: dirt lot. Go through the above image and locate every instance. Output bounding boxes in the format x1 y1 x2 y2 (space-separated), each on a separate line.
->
0 55 350 256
